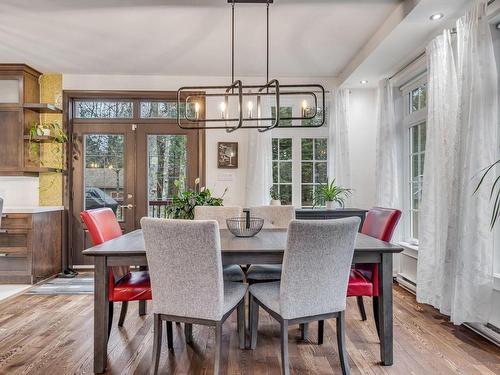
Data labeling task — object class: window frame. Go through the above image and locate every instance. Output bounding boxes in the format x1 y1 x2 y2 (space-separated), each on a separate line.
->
401 74 427 245
271 101 329 207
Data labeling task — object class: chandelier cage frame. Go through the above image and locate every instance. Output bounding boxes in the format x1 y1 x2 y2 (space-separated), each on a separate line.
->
176 0 326 132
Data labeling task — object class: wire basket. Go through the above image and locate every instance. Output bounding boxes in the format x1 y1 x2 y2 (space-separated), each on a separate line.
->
226 217 264 237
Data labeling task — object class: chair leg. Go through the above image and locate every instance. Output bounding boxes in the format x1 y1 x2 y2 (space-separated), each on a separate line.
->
214 322 223 375
166 321 173 350
300 323 309 341
139 300 147 316
372 296 380 339
280 320 290 375
107 302 114 340
356 296 367 321
151 314 163 375
118 301 128 327
336 311 350 375
237 300 246 350
249 295 259 350
184 323 193 344
318 320 324 345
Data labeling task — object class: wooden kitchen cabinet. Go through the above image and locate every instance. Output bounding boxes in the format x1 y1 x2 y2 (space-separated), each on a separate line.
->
0 210 62 284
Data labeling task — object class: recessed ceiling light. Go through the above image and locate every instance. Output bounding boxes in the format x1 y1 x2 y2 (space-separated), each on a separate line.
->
360 80 368 84
496 22 500 30
430 13 444 21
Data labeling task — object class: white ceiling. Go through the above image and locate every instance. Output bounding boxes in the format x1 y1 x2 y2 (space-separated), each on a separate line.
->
0 0 402 77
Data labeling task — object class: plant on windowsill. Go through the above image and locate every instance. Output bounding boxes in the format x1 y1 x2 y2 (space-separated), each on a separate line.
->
474 158 500 229
313 179 352 210
270 185 281 206
165 177 227 220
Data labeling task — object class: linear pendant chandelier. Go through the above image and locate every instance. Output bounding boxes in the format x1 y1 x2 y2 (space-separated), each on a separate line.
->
176 0 326 132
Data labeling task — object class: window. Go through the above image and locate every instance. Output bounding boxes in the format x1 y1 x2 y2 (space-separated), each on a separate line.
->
301 138 328 207
409 122 426 240
301 107 325 127
140 101 195 119
271 136 328 207
75 101 133 119
402 76 427 244
272 138 293 204
271 106 293 127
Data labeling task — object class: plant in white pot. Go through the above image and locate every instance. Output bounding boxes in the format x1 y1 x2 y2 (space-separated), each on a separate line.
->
269 185 281 206
313 179 352 210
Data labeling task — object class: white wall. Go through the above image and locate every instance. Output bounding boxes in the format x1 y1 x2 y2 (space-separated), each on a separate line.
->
63 74 338 206
348 89 377 209
0 177 39 207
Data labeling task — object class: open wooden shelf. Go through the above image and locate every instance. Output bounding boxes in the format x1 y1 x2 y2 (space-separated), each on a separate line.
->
23 103 62 113
23 166 66 174
23 135 58 143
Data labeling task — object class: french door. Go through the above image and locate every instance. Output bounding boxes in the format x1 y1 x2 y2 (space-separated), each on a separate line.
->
71 122 201 265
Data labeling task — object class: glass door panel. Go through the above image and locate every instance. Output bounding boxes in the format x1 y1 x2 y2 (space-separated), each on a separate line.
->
84 134 126 221
147 135 187 218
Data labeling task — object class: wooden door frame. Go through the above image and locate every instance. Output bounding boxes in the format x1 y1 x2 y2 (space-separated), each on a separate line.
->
63 90 206 267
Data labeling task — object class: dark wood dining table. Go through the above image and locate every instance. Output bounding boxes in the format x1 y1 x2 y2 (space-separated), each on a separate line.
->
83 228 403 373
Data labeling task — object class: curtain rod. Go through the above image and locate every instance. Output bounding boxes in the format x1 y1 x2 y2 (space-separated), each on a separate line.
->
390 0 496 81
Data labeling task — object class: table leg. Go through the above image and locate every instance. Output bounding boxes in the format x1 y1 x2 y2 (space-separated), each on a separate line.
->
378 253 393 366
94 257 109 373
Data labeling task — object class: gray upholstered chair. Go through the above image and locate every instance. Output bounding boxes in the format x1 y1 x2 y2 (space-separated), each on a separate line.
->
246 205 295 283
248 217 360 375
194 205 245 282
141 218 247 375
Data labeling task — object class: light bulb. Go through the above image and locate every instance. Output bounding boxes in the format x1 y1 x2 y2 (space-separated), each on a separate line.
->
194 102 200 120
247 101 254 119
301 100 308 117
220 101 226 119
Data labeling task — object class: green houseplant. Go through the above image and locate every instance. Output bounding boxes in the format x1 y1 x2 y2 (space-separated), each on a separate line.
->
27 121 68 167
313 179 352 209
269 185 281 206
474 158 500 229
165 177 227 219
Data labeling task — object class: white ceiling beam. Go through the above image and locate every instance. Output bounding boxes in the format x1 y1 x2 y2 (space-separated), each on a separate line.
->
337 0 421 86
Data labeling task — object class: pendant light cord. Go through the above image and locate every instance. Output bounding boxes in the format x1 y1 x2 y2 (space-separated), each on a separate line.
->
231 0 235 85
266 0 269 84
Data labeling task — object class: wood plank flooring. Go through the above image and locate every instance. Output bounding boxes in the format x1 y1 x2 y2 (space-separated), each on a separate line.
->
0 284 499 374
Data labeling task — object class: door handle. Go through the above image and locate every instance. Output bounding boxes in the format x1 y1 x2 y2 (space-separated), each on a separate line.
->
119 204 134 210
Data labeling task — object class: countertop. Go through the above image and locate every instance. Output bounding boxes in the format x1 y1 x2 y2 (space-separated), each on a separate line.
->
3 206 64 214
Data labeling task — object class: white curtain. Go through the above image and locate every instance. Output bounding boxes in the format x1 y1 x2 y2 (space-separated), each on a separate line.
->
417 30 459 314
417 0 498 324
245 98 273 207
375 79 404 240
329 89 352 189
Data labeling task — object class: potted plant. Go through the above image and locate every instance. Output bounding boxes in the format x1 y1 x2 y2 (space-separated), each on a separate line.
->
27 122 68 166
270 185 281 206
475 158 500 229
313 179 352 210
165 177 227 219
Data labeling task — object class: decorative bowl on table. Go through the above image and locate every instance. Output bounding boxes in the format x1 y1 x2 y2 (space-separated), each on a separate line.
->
226 217 264 237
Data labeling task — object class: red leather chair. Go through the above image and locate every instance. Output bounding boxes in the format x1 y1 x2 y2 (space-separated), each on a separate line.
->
347 207 401 337
80 208 151 337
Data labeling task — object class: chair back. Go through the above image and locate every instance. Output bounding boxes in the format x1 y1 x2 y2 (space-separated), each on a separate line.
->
80 208 128 283
194 206 242 229
80 208 123 245
0 197 3 228
361 207 402 242
249 205 295 229
141 218 225 321
280 217 360 319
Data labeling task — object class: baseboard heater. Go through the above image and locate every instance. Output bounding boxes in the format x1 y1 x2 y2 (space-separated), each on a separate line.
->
465 323 500 348
396 274 417 293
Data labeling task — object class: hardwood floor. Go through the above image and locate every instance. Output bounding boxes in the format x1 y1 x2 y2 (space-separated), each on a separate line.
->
0 284 499 374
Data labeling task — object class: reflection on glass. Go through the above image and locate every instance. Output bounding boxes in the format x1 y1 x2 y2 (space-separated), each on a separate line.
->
84 135 125 221
148 135 187 217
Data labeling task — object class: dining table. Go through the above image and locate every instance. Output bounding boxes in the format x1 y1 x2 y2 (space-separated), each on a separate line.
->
83 228 403 374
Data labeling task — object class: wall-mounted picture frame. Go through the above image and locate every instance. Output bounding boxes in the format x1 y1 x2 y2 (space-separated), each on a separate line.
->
217 142 238 169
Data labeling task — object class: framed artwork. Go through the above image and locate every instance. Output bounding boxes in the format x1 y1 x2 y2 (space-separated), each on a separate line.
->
217 142 238 168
